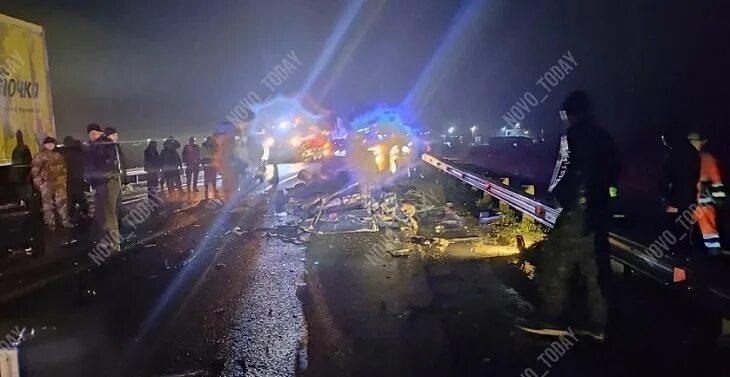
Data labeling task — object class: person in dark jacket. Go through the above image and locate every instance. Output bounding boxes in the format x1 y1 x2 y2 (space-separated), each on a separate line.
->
660 129 701 210
144 140 161 199
522 91 618 341
160 137 180 191
86 123 122 253
160 139 183 194
659 129 701 255
182 137 201 192
9 130 33 206
59 136 89 221
164 136 181 150
200 136 218 199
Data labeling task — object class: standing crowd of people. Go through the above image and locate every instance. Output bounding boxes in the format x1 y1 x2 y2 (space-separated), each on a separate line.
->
8 125 125 234
143 135 209 198
141 124 262 202
6 125 126 251
5 121 262 255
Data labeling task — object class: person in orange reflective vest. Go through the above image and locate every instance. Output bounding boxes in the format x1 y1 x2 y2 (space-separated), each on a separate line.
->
688 132 728 256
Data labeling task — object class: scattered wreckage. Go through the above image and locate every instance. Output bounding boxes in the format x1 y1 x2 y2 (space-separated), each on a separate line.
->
267 167 521 259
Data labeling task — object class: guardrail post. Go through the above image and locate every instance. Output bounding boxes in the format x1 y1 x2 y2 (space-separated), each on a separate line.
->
498 198 509 213
521 185 536 226
480 191 495 210
498 178 511 212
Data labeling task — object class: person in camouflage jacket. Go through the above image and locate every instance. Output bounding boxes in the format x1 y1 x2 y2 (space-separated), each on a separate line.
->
31 137 73 229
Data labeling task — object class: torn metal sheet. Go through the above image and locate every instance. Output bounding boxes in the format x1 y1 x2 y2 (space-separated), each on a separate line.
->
301 208 378 235
323 192 369 213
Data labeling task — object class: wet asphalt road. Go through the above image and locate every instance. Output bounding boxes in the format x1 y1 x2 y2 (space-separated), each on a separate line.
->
301 233 725 377
0 163 727 377
297 176 726 377
0 164 309 377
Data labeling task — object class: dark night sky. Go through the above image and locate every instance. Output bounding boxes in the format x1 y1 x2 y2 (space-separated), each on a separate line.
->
1 0 729 149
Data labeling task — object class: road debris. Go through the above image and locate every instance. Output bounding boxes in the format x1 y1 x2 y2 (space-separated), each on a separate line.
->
182 252 198 266
387 248 411 257
479 211 501 225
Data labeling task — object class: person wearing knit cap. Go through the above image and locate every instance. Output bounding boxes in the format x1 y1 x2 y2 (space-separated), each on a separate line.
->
103 127 118 142
87 123 103 141
31 136 72 229
520 90 619 342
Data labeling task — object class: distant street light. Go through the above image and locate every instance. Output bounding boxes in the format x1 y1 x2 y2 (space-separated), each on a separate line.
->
470 126 478 136
448 126 455 134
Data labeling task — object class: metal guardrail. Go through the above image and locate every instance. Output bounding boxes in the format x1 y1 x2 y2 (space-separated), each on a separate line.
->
421 153 681 284
124 164 197 183
422 154 561 227
422 152 730 325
